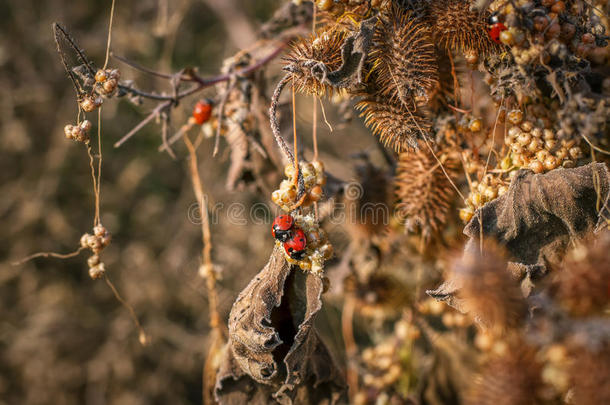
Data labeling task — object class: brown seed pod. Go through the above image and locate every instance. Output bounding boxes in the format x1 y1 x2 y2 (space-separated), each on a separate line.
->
394 148 458 242
467 340 544 405
566 343 610 405
451 240 528 332
551 231 610 316
370 5 439 106
355 95 432 151
427 0 500 55
283 27 346 96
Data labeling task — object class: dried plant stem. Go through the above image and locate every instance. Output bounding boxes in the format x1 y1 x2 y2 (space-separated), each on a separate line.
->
12 247 84 266
103 274 148 345
311 5 319 163
115 100 172 148
102 0 116 69
342 294 358 402
183 134 220 330
159 121 195 152
86 144 100 226
213 79 235 157
95 108 103 226
484 95 504 175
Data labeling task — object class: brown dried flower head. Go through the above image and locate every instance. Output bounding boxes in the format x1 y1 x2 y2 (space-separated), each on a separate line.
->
370 5 439 105
394 147 458 242
451 240 528 332
283 27 346 96
566 343 610 405
467 340 544 405
355 96 432 151
551 231 610 316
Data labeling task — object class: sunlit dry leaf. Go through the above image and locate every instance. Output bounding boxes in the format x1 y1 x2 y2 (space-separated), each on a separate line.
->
429 163 610 315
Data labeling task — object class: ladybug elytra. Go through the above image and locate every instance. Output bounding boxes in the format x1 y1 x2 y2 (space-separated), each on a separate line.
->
284 228 307 260
487 14 507 44
192 100 212 125
272 215 294 242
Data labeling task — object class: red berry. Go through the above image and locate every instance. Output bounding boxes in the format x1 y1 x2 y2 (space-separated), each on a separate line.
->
192 100 212 125
272 215 294 242
283 228 306 260
488 22 507 44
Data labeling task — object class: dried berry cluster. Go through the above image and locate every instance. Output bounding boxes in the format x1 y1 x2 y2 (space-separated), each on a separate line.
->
79 224 112 279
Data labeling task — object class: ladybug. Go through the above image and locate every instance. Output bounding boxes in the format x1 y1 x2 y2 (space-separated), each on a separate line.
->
284 228 307 260
192 100 213 125
487 14 507 44
272 215 294 242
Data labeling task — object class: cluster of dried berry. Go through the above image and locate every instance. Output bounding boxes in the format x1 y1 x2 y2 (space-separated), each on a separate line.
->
79 224 112 280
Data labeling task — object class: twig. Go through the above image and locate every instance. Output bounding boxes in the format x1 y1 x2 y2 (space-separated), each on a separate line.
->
342 294 358 402
12 247 84 266
183 134 220 331
213 79 236 157
114 100 172 148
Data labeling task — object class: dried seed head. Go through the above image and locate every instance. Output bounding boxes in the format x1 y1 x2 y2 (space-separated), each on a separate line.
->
394 148 458 242
567 343 610 405
283 27 346 96
370 6 439 105
88 262 105 280
428 0 500 55
467 340 543 405
551 231 610 316
451 240 528 332
355 96 432 151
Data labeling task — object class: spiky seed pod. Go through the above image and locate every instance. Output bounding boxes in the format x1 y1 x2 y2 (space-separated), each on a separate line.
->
283 27 346 96
467 340 544 405
451 240 528 333
427 0 499 55
567 343 610 405
355 96 432 151
370 5 439 106
394 148 458 241
551 231 610 316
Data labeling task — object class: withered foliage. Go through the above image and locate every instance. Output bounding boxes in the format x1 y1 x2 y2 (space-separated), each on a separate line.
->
464 163 610 292
215 246 345 404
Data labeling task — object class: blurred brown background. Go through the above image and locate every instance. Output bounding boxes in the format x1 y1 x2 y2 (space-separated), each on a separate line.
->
0 1 385 403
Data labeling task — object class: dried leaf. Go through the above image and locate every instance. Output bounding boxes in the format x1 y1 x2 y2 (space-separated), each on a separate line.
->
464 163 609 284
429 163 610 313
215 246 346 405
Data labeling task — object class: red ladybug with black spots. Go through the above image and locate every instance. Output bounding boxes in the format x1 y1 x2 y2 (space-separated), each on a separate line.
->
488 14 507 44
272 215 294 242
284 228 307 260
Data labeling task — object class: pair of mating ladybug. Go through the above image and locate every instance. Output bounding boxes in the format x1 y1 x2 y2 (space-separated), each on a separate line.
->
272 215 307 260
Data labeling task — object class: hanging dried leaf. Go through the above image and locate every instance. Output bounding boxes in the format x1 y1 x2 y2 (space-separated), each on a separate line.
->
215 246 346 405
